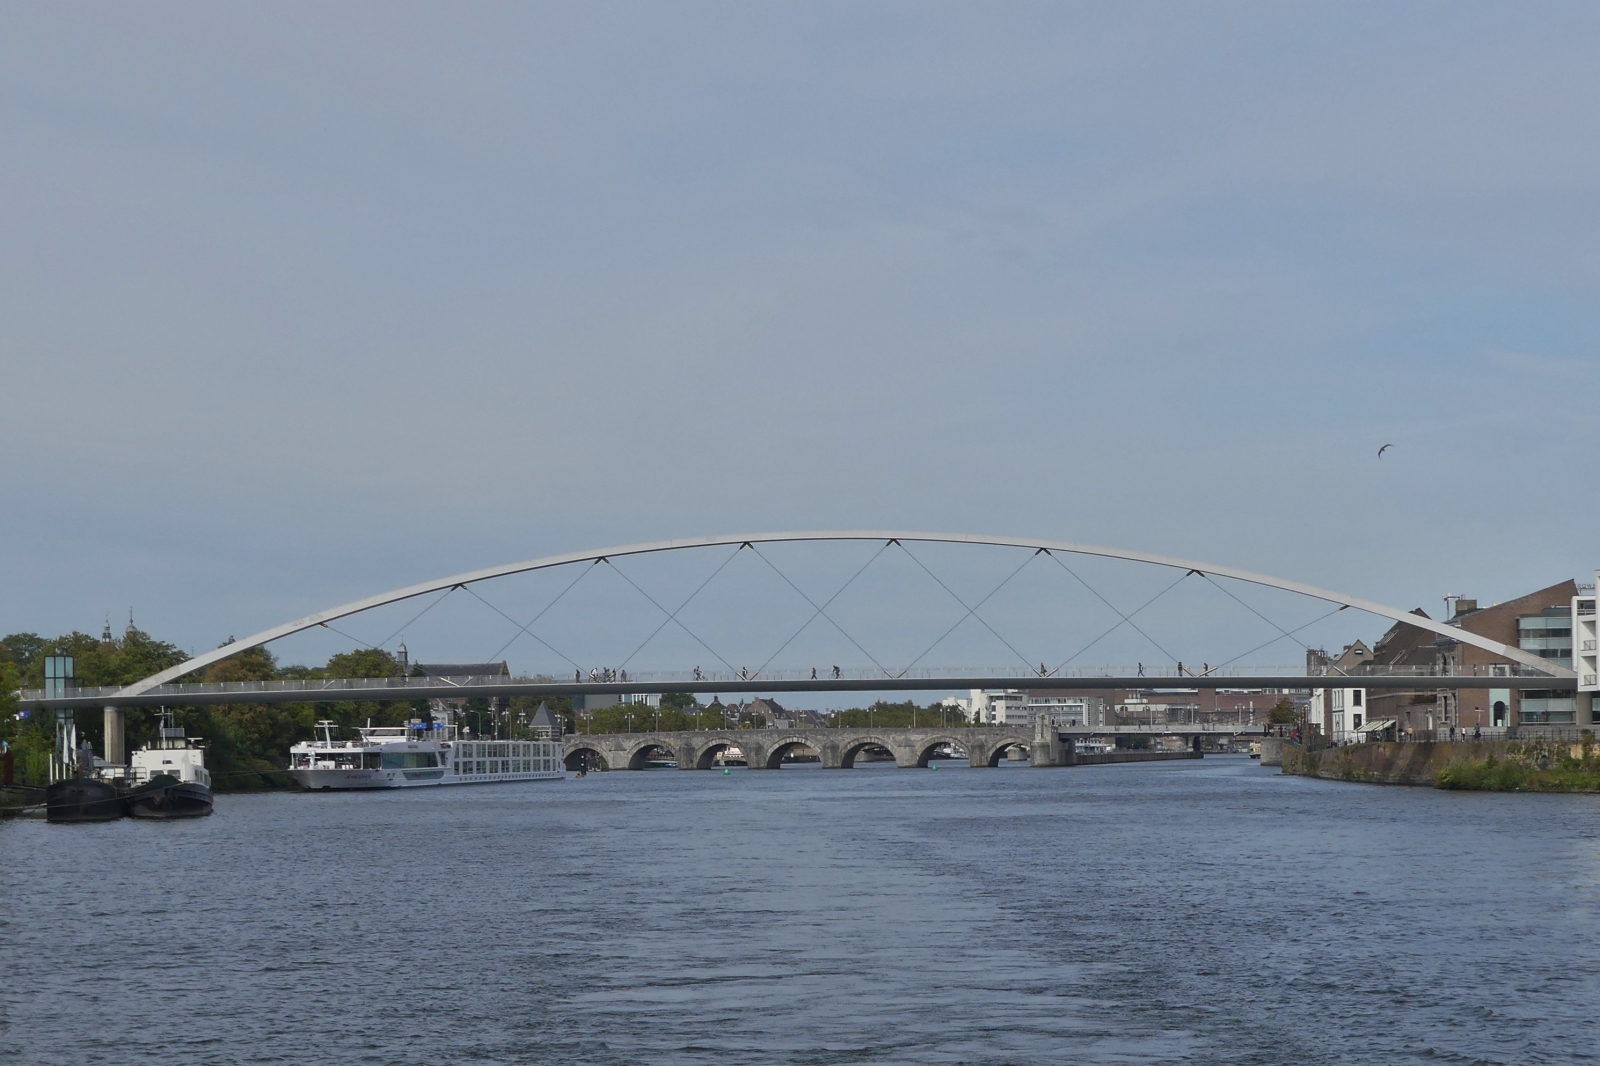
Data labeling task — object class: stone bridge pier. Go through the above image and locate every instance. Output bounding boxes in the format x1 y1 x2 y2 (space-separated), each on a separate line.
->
561 726 1042 771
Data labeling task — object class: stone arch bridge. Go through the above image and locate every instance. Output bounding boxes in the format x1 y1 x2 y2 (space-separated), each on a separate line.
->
563 726 1043 771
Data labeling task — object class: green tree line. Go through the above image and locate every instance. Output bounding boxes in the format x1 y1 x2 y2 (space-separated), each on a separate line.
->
3 625 979 788
0 629 442 789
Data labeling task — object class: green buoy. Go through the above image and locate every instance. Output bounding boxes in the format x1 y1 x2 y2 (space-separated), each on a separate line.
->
723 768 731 775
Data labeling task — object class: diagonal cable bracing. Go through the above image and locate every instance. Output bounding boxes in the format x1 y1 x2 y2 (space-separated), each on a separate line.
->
1196 571 1322 657
460 582 581 670
896 544 1030 669
317 621 378 650
1049 557 1187 670
1209 604 1349 673
619 545 744 669
900 547 1042 675
485 560 598 664
375 585 457 651
752 541 893 677
747 543 892 676
602 557 739 674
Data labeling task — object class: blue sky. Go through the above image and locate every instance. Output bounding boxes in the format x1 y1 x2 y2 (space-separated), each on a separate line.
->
2 3 1596 680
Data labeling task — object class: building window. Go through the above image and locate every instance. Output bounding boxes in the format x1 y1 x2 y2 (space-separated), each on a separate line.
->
1353 691 1363 707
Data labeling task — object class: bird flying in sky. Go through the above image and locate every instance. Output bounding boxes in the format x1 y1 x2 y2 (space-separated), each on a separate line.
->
1378 443 1393 459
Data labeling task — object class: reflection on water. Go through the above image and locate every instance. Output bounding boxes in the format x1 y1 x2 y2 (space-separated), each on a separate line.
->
5 757 1599 1065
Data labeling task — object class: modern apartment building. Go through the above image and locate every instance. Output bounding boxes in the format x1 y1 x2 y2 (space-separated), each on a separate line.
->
1577 575 1598 698
942 689 1109 728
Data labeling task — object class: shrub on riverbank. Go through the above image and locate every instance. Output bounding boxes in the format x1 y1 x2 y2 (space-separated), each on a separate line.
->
1436 734 1600 792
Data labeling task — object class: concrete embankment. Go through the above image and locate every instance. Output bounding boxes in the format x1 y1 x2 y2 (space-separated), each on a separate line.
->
1072 750 1202 766
1 786 44 817
1282 741 1507 786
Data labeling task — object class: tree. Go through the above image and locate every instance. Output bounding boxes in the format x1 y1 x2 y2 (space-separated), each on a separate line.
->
0 632 45 671
1267 698 1299 724
325 648 401 679
661 691 696 710
205 644 278 683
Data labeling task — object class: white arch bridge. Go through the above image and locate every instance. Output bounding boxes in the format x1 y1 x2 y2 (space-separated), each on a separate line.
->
18 532 1573 759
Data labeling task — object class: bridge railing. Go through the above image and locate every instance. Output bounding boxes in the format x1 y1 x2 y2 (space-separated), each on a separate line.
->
1311 663 1559 679
14 659 1566 704
16 664 1331 703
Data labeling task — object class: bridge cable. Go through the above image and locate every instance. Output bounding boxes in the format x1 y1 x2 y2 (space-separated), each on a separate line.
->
1194 571 1322 659
892 541 1037 676
458 583 582 670
1048 559 1186 672
374 585 458 651
601 558 740 675
317 621 380 650
484 559 600 665
618 544 744 670
751 540 894 678
899 547 1041 676
746 543 892 676
1208 603 1349 674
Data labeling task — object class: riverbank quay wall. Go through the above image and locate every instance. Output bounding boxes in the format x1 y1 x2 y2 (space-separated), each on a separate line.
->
1281 741 1500 785
1279 739 1594 786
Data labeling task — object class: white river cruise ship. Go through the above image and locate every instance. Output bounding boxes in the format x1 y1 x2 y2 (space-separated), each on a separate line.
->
289 720 564 790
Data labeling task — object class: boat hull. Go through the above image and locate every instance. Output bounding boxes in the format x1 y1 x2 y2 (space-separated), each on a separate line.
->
45 778 123 823
125 778 214 819
289 767 563 790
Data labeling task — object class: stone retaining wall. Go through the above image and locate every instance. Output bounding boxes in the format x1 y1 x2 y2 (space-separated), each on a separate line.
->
1282 741 1510 786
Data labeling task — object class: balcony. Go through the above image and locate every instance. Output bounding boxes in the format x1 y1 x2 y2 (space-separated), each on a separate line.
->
1519 698 1576 725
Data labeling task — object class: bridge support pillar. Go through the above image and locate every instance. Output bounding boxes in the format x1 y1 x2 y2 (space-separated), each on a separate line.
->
1030 716 1068 767
103 705 125 766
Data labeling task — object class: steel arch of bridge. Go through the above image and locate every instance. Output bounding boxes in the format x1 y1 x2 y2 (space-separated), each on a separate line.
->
117 531 1573 697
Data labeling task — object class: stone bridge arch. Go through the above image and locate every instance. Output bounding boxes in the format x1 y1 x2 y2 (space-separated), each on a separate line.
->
681 733 746 770
751 734 826 770
563 742 609 771
910 734 971 768
835 734 906 769
962 732 1031 768
622 737 682 770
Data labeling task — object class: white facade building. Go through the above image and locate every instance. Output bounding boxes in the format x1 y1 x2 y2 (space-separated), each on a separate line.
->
1576 573 1597 719
943 689 1028 724
943 690 1108 728
1308 685 1370 743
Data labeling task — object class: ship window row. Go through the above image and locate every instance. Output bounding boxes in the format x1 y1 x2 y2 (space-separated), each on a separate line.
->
453 742 558 759
381 752 440 769
455 757 558 774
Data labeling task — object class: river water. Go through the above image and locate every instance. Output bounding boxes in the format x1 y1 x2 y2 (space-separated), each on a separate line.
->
4 757 1599 1065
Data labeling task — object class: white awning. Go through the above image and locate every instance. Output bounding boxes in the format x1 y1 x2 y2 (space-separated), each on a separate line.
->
1355 718 1397 734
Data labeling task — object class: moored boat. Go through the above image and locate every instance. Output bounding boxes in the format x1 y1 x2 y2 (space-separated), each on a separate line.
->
45 777 123 823
289 719 563 790
123 711 214 818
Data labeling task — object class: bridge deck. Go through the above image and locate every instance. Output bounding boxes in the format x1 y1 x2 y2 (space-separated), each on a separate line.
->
16 673 1565 709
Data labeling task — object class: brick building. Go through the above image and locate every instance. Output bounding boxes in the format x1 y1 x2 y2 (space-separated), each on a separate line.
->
1309 579 1586 737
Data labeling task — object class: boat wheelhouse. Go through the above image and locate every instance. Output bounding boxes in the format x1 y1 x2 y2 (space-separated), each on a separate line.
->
288 720 563 790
